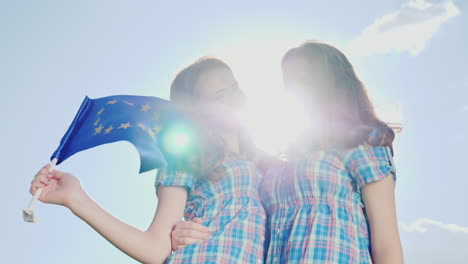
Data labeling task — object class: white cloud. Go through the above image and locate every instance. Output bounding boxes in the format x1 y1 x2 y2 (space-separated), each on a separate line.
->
400 218 468 234
399 218 468 263
348 0 460 56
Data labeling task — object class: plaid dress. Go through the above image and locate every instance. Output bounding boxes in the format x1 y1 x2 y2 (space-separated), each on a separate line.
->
260 144 396 264
155 152 267 264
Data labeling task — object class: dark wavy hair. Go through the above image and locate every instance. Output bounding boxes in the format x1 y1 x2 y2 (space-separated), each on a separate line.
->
282 41 399 158
168 57 256 180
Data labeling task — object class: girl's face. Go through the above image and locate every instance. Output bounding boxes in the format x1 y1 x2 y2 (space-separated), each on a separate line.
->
282 56 330 113
193 67 245 129
282 57 320 98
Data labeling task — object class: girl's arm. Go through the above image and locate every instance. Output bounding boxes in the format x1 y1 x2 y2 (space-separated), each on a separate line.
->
71 186 186 264
31 164 187 264
362 175 404 264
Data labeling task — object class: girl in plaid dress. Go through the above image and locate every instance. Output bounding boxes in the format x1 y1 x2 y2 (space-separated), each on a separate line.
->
158 57 267 263
29 57 265 264
258 41 403 263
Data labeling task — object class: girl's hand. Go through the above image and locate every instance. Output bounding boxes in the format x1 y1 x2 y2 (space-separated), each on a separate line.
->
170 218 212 251
29 163 85 208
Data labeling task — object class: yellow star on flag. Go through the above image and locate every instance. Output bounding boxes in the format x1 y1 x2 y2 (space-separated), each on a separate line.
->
94 118 100 126
107 100 117 104
104 125 114 134
141 104 151 112
137 123 146 131
123 100 134 106
152 125 162 133
147 129 156 140
97 108 105 115
94 124 104 135
118 122 132 129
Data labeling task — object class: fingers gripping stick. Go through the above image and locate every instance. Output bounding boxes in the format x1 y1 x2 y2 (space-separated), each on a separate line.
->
23 158 58 223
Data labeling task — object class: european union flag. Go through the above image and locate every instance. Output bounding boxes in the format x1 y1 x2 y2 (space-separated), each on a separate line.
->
51 95 195 173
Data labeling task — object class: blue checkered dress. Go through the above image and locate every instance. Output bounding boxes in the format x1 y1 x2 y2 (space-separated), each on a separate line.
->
260 144 396 263
155 152 267 264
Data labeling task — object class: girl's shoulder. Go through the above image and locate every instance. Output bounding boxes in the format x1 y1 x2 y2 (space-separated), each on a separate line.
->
342 143 394 166
341 143 396 188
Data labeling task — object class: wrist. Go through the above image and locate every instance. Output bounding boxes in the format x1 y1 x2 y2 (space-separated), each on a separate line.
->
66 188 90 214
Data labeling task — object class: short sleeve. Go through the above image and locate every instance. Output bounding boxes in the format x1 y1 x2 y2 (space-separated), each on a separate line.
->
346 144 396 189
155 167 195 196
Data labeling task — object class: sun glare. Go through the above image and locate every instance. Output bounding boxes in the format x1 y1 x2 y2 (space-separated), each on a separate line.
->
239 90 309 154
209 35 313 154
196 33 351 154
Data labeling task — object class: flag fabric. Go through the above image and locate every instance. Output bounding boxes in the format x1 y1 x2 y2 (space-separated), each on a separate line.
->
50 95 192 173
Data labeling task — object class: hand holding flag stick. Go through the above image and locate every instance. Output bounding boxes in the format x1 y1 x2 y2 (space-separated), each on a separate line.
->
23 158 58 223
23 95 197 223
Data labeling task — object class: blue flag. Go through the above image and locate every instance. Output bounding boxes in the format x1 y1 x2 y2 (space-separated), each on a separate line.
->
51 95 194 173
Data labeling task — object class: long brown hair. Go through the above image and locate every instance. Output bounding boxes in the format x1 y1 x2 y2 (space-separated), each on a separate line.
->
282 41 398 158
169 57 256 179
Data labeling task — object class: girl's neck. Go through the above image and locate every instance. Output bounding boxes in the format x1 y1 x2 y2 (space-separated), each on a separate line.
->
219 128 240 154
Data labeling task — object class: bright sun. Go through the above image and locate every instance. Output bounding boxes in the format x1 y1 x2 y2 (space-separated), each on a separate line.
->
209 35 311 154
239 91 309 154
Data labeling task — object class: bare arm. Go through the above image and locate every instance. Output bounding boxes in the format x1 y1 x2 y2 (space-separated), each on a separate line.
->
31 165 188 263
362 174 404 264
69 186 186 264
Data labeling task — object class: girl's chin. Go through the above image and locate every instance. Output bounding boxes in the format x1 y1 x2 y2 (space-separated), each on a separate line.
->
212 115 242 131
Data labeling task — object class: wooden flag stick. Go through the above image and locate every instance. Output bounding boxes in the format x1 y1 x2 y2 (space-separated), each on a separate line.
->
23 158 58 223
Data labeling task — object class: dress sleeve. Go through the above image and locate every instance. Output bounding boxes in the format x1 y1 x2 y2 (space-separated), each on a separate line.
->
154 167 195 196
346 144 396 189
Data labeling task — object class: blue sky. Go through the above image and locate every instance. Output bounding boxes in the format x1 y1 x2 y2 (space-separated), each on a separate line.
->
2 0 467 263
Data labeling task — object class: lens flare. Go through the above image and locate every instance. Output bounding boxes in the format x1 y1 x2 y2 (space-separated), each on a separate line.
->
173 133 190 148
161 122 197 157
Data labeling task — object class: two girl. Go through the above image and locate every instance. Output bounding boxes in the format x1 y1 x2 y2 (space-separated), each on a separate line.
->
171 42 404 263
31 41 403 263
